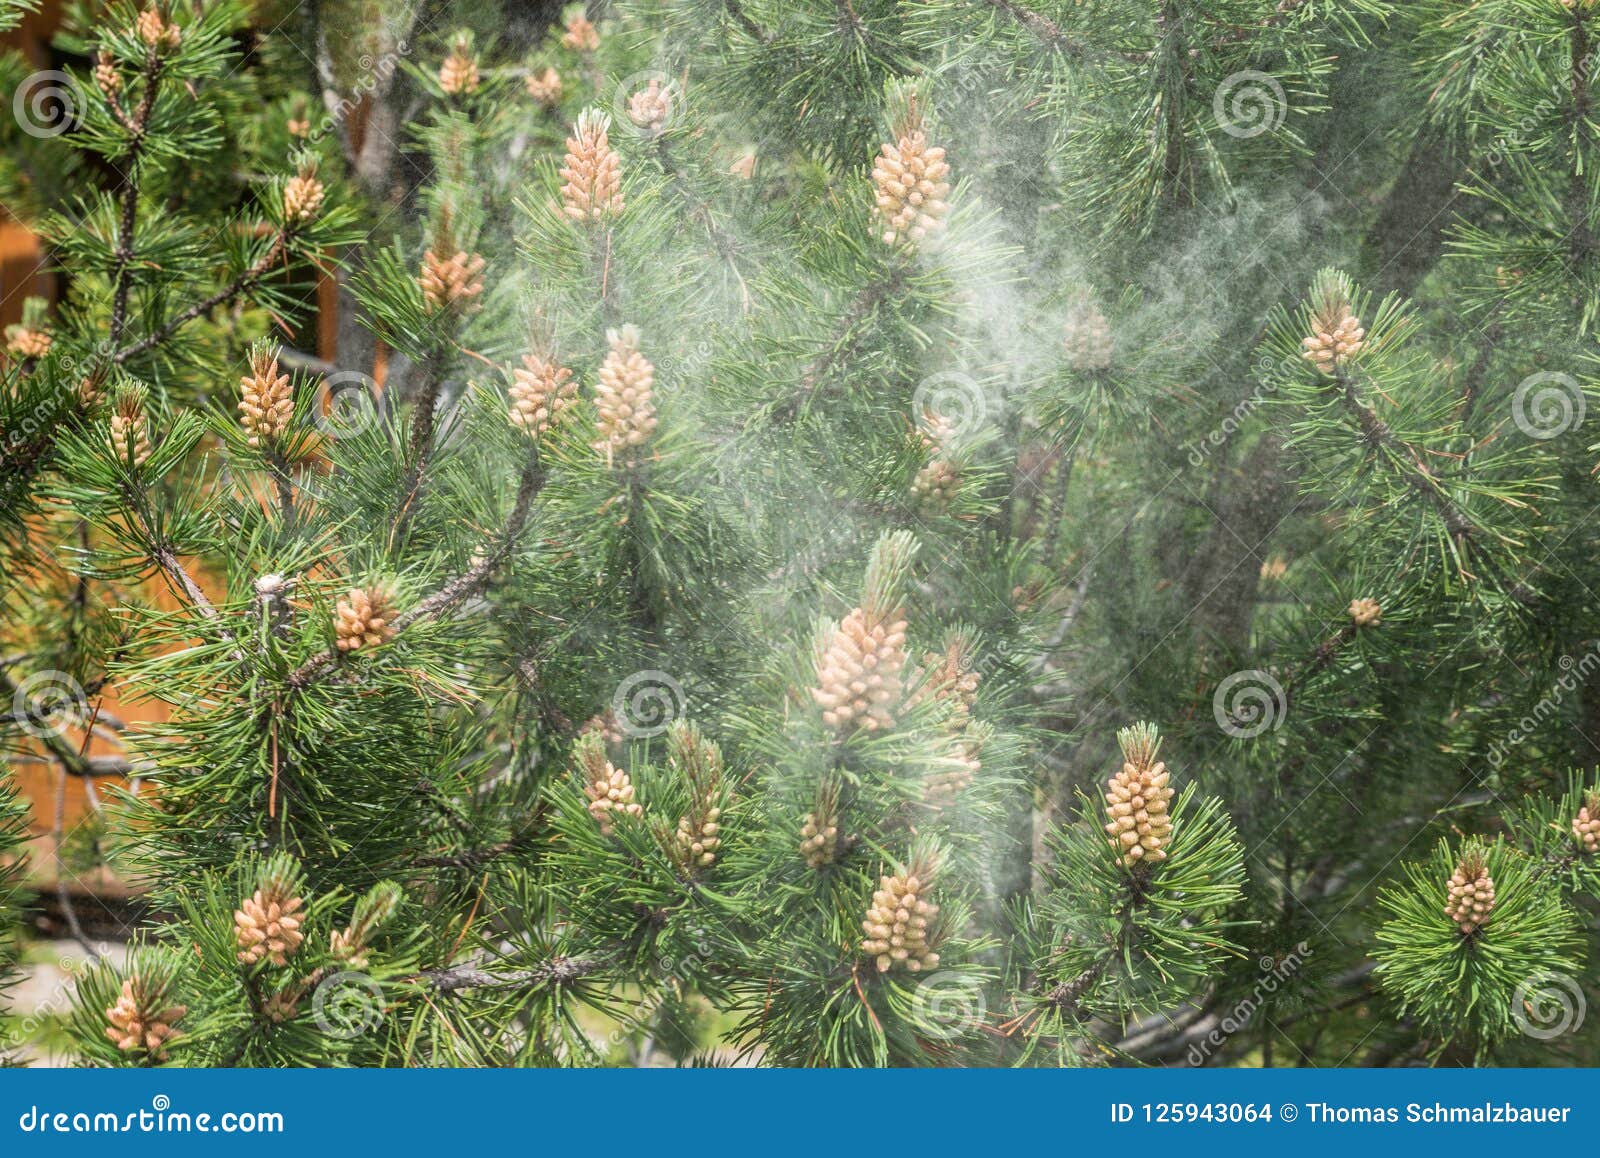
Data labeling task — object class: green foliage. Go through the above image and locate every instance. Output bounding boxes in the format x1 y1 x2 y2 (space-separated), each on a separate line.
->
4 0 1600 1071
1375 837 1583 1057
0 774 29 1062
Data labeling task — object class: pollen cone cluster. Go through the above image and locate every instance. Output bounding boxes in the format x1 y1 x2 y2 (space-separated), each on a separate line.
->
911 458 960 509
419 236 486 314
667 722 725 871
1573 791 1600 854
627 78 673 134
261 989 300 1023
94 55 120 95
5 324 51 359
136 5 180 49
1444 852 1496 934
913 637 980 729
911 413 961 510
283 167 325 225
580 708 624 746
329 926 369 970
560 110 624 224
872 107 950 249
799 809 841 868
78 367 108 409
234 877 306 967
334 585 397 653
439 38 480 95
800 778 845 868
579 735 641 835
675 807 722 868
526 67 562 107
238 344 293 446
812 606 908 733
593 325 657 461
924 737 980 807
509 352 578 438
104 976 185 1060
860 856 941 973
1103 724 1173 867
1302 294 1365 376
1348 597 1382 628
562 11 599 52
109 393 152 467
1063 293 1113 372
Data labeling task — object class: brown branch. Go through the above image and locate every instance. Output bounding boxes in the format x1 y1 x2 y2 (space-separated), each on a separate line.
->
984 0 1091 58
724 0 772 42
108 50 164 347
112 230 292 366
773 267 906 423
414 802 551 869
394 348 450 540
422 956 602 994
287 449 547 690
1332 370 1476 540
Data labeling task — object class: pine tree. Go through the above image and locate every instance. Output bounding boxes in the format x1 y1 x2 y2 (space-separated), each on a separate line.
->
3 0 1600 1071
0 776 27 1064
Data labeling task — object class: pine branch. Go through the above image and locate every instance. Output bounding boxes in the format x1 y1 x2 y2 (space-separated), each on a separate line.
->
984 0 1092 59
108 50 165 347
653 138 751 306
110 229 292 366
1566 11 1595 267
724 0 773 43
422 956 602 994
287 449 547 689
1331 368 1475 541
118 485 230 634
394 347 451 540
